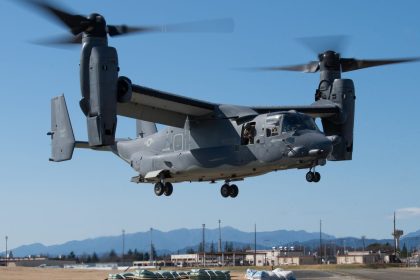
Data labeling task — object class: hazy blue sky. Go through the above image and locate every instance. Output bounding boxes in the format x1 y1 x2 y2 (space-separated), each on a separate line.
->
1 0 420 251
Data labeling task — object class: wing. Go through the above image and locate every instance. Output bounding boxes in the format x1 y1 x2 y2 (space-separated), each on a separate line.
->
117 84 340 127
117 84 217 127
251 101 340 118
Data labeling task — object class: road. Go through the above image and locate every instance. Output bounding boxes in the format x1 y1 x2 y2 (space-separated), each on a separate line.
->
295 268 420 280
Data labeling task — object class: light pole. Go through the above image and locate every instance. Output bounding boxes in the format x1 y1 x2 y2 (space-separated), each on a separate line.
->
122 230 125 263
5 236 8 267
150 228 154 265
202 224 206 266
254 223 256 267
218 220 222 253
319 220 322 264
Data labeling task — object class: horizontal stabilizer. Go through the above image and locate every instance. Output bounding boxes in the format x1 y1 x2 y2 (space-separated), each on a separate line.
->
48 95 75 162
136 120 157 138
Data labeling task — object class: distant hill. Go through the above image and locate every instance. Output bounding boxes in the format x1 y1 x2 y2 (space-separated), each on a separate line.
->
6 226 334 257
7 227 420 257
403 229 420 239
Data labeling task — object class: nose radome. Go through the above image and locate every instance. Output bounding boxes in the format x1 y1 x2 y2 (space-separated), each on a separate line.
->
305 133 333 158
287 133 332 158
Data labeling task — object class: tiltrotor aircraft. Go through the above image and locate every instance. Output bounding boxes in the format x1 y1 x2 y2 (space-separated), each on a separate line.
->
26 1 419 197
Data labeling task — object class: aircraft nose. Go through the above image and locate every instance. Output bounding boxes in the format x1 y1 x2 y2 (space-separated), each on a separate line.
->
308 137 332 158
287 132 332 159
308 135 333 158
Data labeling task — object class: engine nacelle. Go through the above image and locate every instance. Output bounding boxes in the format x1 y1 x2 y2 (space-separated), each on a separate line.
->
117 76 132 103
321 79 355 161
87 46 119 147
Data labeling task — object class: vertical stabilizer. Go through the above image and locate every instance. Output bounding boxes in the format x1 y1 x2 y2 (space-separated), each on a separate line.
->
136 120 157 138
48 95 75 162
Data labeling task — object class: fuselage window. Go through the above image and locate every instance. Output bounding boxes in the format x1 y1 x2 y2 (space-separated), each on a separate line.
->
241 122 256 145
174 134 183 151
266 114 282 137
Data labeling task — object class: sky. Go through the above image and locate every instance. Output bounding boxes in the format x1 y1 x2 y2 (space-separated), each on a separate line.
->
1 0 420 251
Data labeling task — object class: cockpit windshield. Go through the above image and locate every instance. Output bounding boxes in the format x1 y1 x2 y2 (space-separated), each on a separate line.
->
282 113 318 132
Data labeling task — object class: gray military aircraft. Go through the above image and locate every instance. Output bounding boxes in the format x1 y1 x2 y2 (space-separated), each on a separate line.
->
26 1 419 197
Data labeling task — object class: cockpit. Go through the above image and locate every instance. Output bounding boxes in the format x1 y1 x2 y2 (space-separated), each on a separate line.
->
266 112 318 137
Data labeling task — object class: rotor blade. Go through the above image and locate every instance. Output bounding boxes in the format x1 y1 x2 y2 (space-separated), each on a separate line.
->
21 0 88 35
107 25 161 37
341 57 420 72
108 18 234 37
250 61 320 73
297 35 349 55
32 33 83 46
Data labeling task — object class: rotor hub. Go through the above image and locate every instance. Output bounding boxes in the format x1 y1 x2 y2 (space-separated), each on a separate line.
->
319 50 340 69
84 13 107 37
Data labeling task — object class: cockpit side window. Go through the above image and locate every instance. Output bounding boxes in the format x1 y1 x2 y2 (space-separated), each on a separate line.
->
282 114 318 133
266 114 282 137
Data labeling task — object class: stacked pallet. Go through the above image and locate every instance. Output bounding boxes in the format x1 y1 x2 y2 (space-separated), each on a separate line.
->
108 269 230 280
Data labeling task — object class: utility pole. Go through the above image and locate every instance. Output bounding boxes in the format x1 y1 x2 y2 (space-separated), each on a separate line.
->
122 229 125 263
254 223 257 266
202 224 206 266
5 236 8 267
150 227 154 265
218 220 222 253
319 220 322 263
343 240 346 255
361 235 366 251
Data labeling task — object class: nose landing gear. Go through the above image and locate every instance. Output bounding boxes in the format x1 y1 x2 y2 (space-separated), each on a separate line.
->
220 183 239 198
306 168 321 183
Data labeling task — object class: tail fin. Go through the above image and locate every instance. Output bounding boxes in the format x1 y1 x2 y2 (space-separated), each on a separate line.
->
48 95 75 162
136 120 157 138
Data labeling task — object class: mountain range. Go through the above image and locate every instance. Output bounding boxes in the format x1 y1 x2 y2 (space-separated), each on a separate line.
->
4 226 420 257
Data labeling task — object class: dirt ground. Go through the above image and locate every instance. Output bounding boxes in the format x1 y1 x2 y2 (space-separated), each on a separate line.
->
0 267 245 280
0 267 117 280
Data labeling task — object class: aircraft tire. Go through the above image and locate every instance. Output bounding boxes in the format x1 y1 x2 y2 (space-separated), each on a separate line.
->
154 182 164 196
230 184 239 198
313 172 321 183
164 182 173 196
220 184 230 198
306 171 314 182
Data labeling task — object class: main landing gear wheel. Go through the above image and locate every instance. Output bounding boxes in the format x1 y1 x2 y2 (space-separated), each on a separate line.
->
230 184 239 198
313 172 321 183
220 183 239 198
154 182 164 196
306 171 314 182
163 182 173 196
220 184 230 198
306 171 321 183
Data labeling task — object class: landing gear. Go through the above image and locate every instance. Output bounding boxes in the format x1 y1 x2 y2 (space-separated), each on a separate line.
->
313 172 321 182
220 183 239 198
306 171 314 182
154 182 164 196
163 182 173 196
306 168 321 183
154 181 173 196
230 184 239 198
220 184 230 198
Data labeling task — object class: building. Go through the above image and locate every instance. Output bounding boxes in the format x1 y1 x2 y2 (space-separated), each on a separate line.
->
245 249 317 266
0 257 76 267
171 252 249 267
132 260 172 268
336 251 380 265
